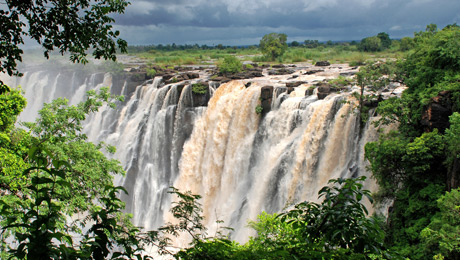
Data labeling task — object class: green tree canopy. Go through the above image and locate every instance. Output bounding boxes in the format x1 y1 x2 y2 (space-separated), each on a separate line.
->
358 36 382 52
377 32 392 49
365 24 460 259
259 33 288 60
0 0 129 83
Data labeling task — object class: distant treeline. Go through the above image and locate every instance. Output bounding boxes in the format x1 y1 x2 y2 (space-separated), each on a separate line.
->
127 35 416 54
127 40 362 53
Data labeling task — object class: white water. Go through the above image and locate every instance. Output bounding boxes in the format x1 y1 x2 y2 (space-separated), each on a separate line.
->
11 69 378 243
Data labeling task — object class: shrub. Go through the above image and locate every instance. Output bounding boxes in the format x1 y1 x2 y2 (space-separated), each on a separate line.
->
191 83 208 95
245 64 254 70
218 56 242 74
147 68 156 77
255 105 263 114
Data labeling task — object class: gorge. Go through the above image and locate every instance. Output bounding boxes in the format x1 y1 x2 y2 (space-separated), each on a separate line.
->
6 61 394 244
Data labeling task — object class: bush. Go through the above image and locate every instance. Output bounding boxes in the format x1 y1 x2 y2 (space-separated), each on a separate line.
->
147 68 156 77
218 56 242 74
255 105 263 114
191 83 208 95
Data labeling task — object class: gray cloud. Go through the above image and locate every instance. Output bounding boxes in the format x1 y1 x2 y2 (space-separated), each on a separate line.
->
112 0 460 45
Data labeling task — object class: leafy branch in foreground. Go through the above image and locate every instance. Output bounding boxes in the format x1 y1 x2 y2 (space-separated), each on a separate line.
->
167 177 389 260
0 87 153 259
0 0 129 83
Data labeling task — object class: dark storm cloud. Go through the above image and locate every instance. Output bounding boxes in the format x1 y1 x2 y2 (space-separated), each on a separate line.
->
112 0 460 45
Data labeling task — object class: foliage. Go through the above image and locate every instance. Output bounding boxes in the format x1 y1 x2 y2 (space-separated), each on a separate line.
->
279 176 385 257
351 60 396 124
166 177 388 260
126 42 402 67
365 130 444 201
0 87 29 192
421 188 460 259
377 32 392 49
0 88 155 259
0 0 129 83
255 105 263 114
259 33 288 61
218 56 243 74
365 24 460 259
328 76 353 90
191 83 208 95
400 25 460 95
359 36 383 52
445 113 460 167
358 32 392 52
0 86 26 132
147 68 157 78
399 37 415 51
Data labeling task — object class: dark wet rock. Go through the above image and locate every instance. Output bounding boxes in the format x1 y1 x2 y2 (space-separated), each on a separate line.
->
260 86 274 115
286 81 307 88
211 76 232 83
317 93 329 99
421 90 454 133
315 61 331 66
316 82 331 100
224 69 264 79
191 82 211 107
305 87 315 96
185 72 200 79
339 72 356 77
268 68 295 75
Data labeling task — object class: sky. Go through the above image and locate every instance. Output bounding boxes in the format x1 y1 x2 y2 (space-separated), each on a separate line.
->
111 0 460 46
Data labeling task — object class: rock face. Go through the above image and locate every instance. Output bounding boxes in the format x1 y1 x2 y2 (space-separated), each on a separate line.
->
421 90 453 133
316 82 331 100
165 72 200 84
421 91 460 191
260 86 274 115
315 61 331 66
191 82 211 107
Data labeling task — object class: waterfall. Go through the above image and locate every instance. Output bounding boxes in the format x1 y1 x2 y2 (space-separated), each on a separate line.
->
12 69 378 242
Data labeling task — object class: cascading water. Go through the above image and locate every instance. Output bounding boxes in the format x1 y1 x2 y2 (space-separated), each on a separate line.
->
10 66 379 243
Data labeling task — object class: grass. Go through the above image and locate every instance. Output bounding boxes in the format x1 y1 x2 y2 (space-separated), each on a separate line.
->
127 44 407 67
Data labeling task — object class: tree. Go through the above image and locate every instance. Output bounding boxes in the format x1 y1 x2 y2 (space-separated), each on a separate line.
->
358 36 382 52
170 177 387 260
421 188 460 259
279 177 385 258
259 33 288 61
0 0 129 84
354 61 396 124
0 88 158 259
0 1 157 258
399 37 415 51
290 41 300 47
365 24 460 259
377 32 392 49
